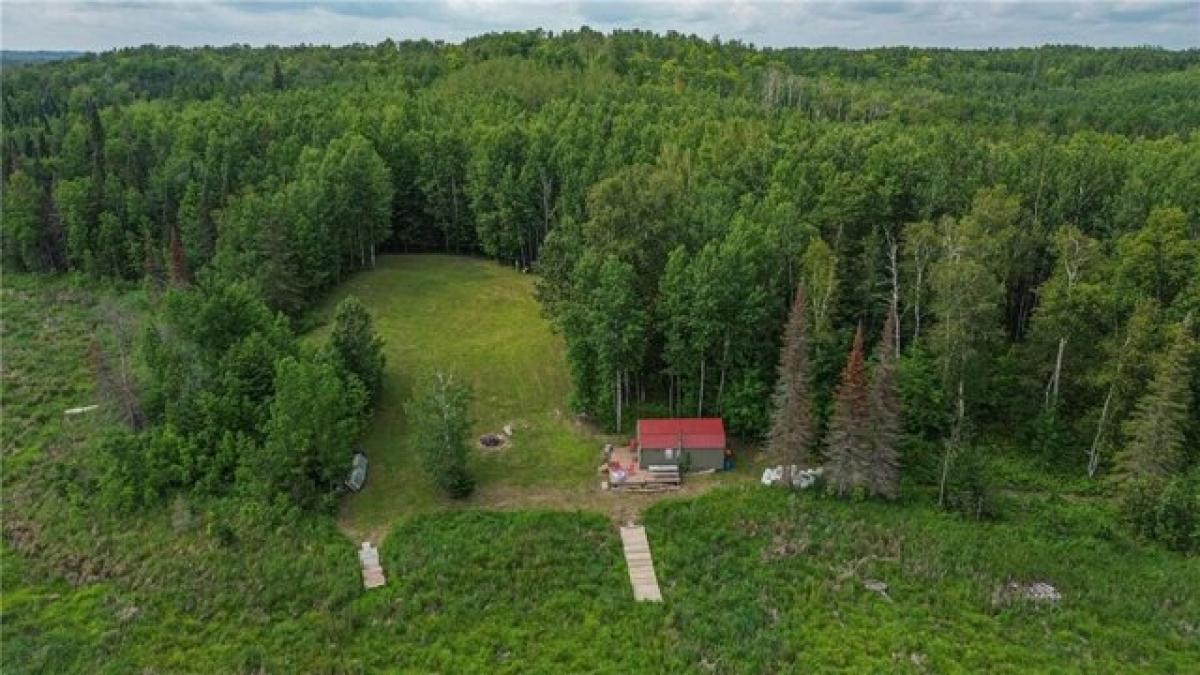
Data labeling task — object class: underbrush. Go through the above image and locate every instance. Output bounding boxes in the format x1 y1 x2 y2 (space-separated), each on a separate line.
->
645 487 1199 672
5 487 1196 673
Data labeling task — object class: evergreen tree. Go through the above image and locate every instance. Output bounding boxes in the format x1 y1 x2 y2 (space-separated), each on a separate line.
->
867 308 901 499
767 284 815 474
328 295 387 403
1119 323 1196 482
826 324 872 497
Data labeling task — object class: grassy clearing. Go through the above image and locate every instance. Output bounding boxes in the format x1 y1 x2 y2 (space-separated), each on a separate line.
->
305 255 603 535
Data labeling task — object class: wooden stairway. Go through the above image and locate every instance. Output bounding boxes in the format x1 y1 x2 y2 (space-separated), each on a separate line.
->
620 526 663 602
359 541 386 589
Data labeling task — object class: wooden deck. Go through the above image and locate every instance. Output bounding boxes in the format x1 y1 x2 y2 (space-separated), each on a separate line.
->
606 443 680 492
620 526 663 602
359 542 386 589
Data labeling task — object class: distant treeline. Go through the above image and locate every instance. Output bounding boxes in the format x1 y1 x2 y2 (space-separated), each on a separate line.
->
1 50 87 67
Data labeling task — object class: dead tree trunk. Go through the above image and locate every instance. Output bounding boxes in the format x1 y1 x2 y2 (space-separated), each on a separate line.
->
1045 336 1066 409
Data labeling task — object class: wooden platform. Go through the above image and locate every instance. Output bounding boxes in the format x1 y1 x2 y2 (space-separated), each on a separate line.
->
359 542 386 589
620 526 663 602
606 443 680 492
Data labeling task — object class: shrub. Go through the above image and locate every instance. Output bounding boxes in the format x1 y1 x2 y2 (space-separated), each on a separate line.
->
942 444 1001 520
1123 468 1200 553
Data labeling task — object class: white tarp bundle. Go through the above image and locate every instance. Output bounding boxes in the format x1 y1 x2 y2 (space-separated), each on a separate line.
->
761 465 823 489
1007 581 1062 603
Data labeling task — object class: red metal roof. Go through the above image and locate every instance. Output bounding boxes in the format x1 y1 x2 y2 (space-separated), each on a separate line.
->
637 418 726 451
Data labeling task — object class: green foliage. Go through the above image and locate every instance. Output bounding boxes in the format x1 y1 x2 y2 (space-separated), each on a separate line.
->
243 356 367 510
1122 469 1200 553
896 346 949 483
1119 322 1196 482
941 444 1001 520
1116 207 1199 309
0 171 51 272
407 371 475 498
4 38 1198 507
326 295 386 402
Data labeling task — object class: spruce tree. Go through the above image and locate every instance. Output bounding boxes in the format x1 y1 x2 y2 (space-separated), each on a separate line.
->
1120 323 1195 482
825 324 872 497
768 284 814 473
867 309 901 498
328 296 387 403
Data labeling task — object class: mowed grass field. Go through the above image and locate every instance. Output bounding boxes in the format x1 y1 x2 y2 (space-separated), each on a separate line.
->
307 255 599 535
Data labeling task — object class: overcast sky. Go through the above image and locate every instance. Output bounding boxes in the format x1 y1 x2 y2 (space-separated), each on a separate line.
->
2 1 1197 52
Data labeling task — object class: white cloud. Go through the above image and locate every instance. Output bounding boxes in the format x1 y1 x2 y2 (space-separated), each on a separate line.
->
1 1 1196 52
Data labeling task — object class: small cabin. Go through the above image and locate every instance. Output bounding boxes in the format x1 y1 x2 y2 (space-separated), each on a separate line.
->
636 418 727 472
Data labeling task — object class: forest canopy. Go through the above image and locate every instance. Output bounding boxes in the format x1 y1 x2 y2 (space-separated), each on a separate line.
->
2 31 1198 542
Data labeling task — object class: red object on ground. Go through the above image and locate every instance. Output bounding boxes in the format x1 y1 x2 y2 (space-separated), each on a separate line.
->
636 418 726 451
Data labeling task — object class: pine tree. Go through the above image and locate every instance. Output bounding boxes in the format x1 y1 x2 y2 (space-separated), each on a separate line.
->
767 284 814 473
1120 322 1195 482
867 309 901 499
825 324 872 497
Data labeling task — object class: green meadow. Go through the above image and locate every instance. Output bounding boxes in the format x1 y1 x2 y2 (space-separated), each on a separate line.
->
305 255 600 535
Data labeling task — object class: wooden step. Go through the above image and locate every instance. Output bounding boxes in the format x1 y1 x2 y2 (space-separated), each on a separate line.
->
619 526 663 603
359 541 386 590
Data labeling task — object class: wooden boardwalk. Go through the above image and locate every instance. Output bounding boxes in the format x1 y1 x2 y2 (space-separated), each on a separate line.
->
620 526 663 602
359 542 386 589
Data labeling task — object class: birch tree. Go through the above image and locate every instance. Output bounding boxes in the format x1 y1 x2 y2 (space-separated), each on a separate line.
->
408 371 475 499
1043 226 1098 407
903 219 939 345
929 213 1002 507
802 237 838 336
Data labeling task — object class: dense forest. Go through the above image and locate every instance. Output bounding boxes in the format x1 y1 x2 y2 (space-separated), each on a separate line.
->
3 30 1199 548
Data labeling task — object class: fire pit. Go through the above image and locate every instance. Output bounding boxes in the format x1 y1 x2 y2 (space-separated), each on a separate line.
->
478 433 507 449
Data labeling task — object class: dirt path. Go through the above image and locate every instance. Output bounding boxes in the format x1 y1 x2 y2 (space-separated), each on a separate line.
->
336 471 757 542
